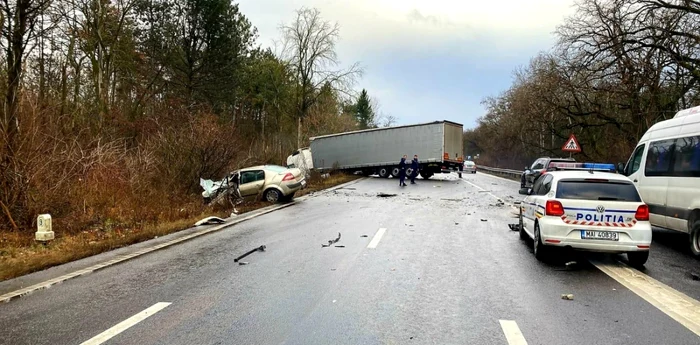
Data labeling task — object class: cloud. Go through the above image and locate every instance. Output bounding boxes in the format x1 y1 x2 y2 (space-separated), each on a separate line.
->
236 0 577 129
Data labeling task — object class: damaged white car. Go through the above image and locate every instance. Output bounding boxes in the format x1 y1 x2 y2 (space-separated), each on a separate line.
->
200 165 307 204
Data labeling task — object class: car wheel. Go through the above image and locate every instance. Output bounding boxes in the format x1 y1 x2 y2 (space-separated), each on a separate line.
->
627 251 649 268
690 221 700 257
264 189 281 203
519 209 529 241
533 222 548 261
378 168 390 178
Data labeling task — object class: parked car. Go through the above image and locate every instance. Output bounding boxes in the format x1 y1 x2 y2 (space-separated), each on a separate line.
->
617 104 700 256
520 157 576 188
201 165 306 204
463 161 477 174
518 162 651 267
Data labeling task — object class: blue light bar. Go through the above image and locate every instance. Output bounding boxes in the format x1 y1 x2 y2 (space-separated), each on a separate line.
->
582 163 616 171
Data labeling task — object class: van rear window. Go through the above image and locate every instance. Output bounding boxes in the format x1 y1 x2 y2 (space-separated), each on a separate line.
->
556 180 641 202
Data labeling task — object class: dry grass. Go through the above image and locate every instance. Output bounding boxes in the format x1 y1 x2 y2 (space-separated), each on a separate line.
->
0 172 359 282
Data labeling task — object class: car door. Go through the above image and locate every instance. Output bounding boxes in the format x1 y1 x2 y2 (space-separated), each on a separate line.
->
637 140 673 228
532 174 553 219
239 170 266 198
523 175 548 234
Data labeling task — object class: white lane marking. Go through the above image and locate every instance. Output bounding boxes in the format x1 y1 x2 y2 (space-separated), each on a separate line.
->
478 171 520 184
462 179 503 202
592 260 700 336
499 320 529 345
80 302 171 345
367 228 387 249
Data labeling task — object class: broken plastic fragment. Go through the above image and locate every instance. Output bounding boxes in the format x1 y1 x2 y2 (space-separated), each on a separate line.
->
194 216 226 226
561 294 574 300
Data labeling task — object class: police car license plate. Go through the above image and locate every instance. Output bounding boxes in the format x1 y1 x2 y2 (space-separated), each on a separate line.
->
580 230 619 241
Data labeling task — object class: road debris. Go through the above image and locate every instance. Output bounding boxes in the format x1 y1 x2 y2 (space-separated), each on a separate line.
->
455 222 459 225
323 232 342 247
194 216 226 226
335 245 346 248
377 192 397 198
234 245 266 263
508 224 520 231
690 272 699 281
481 219 488 222
361 235 368 237
561 294 574 300
565 261 578 268
238 261 249 266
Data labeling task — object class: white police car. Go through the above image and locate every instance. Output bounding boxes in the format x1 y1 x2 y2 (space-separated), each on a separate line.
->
517 162 652 267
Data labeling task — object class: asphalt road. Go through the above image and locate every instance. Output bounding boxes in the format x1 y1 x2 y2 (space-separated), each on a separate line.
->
0 172 699 345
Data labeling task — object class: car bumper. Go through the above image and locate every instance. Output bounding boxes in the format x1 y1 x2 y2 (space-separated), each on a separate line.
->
538 217 652 253
280 178 306 194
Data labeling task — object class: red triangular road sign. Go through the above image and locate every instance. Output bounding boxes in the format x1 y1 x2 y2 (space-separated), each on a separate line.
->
562 134 581 153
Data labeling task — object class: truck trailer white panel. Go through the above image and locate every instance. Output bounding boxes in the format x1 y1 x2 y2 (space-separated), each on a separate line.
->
309 121 463 171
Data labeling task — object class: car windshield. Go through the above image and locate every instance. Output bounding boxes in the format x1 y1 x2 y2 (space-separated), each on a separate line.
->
556 180 641 202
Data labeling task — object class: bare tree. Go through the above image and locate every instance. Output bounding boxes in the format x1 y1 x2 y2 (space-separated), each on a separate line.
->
279 7 363 149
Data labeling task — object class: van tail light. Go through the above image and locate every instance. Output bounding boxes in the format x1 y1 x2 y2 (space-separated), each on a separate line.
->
545 200 565 216
635 205 649 221
282 173 295 181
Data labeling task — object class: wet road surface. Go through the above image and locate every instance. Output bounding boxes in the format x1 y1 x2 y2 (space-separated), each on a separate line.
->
0 172 699 345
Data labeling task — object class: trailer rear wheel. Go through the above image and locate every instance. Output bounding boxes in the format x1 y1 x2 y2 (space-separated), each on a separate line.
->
391 167 401 177
378 167 390 178
420 171 433 180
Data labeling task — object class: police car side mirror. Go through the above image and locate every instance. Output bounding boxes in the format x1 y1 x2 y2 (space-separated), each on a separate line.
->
518 187 530 195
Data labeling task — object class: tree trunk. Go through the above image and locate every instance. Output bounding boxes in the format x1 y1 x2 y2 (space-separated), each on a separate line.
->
297 116 302 149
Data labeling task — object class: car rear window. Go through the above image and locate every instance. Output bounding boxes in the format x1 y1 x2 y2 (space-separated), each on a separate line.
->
265 165 289 173
556 180 641 202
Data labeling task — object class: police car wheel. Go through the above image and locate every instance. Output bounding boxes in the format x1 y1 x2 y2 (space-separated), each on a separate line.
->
627 251 649 268
518 210 528 241
533 222 548 261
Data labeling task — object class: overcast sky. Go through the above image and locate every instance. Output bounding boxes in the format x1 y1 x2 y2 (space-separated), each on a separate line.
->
237 0 577 129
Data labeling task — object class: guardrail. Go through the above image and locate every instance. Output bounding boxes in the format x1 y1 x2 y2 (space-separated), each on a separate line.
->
476 165 522 179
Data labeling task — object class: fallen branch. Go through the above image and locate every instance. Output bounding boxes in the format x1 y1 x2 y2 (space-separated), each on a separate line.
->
0 200 18 232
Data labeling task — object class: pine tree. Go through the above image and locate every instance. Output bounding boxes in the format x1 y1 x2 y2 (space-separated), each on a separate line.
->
355 89 375 129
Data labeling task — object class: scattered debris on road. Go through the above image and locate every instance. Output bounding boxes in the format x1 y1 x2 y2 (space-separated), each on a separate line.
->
377 192 397 198
455 222 459 225
360 235 368 237
508 224 520 231
481 219 488 222
565 261 578 268
335 245 346 248
561 294 574 300
441 198 463 202
234 245 266 263
238 261 249 266
194 216 226 226
322 232 342 247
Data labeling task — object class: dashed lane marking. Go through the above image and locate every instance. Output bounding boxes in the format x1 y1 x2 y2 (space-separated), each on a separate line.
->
79 302 171 345
367 228 387 249
499 320 529 345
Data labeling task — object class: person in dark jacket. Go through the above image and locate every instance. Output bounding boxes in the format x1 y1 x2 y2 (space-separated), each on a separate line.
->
398 155 408 186
410 155 419 184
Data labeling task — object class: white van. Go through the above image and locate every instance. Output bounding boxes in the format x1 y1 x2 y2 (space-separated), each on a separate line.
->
618 105 700 256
